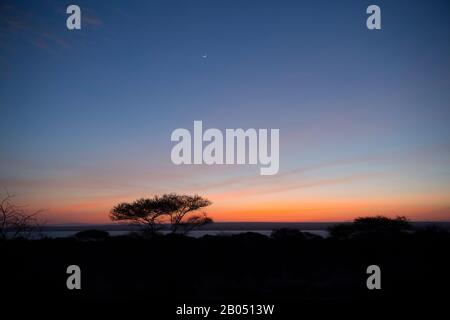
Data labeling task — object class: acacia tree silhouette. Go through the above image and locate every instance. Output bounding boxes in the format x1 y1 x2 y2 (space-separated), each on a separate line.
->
110 193 212 235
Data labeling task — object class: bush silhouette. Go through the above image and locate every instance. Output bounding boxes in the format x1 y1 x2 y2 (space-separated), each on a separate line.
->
271 228 306 241
0 193 41 240
328 215 411 240
74 229 110 241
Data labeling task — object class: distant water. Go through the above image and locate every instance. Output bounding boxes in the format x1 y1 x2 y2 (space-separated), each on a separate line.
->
22 229 329 239
10 221 449 239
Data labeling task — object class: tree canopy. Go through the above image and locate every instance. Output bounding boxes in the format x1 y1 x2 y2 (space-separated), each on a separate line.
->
110 193 212 235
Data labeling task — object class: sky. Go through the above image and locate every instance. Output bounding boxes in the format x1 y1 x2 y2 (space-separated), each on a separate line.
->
0 0 449 223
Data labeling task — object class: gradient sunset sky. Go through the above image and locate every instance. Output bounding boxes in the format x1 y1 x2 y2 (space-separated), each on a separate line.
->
1 0 449 223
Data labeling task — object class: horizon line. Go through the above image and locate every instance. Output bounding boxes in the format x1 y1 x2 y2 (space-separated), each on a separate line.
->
43 220 450 227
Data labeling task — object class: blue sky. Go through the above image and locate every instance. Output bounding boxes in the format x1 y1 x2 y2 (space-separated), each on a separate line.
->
0 0 449 222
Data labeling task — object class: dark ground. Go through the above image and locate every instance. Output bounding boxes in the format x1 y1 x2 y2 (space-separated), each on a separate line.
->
1 230 449 318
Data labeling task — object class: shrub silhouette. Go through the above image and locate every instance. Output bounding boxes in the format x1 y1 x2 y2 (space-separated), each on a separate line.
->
271 228 305 241
74 229 110 241
110 193 212 235
0 193 41 240
328 215 411 240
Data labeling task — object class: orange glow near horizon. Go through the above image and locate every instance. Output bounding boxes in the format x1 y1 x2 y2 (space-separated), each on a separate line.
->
9 145 450 224
37 190 450 224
